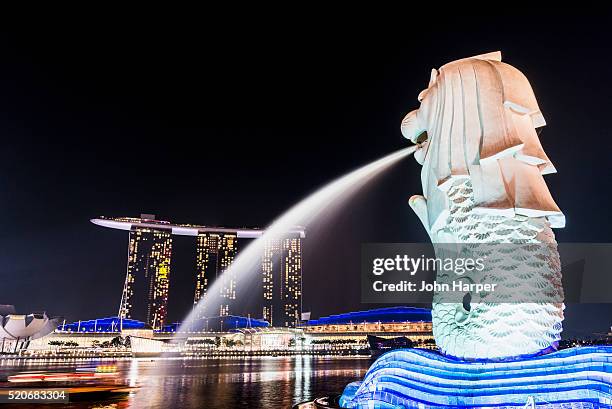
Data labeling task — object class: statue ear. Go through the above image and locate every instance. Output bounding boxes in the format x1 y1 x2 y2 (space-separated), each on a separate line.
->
470 51 502 61
429 68 438 86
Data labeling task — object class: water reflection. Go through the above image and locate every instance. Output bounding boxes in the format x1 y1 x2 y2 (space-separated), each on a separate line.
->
0 356 370 408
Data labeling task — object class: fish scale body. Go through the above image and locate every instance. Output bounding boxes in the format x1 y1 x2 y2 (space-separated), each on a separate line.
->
431 179 564 360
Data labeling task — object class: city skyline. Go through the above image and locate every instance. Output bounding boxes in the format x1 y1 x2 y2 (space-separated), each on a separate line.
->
93 214 305 328
1 16 612 409
2 19 612 338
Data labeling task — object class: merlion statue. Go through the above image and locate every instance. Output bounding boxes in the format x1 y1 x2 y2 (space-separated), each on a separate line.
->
402 51 565 360
339 52 612 409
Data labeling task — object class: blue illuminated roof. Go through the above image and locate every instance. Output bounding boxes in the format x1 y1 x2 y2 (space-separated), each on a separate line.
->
58 317 145 332
306 307 431 326
160 315 270 333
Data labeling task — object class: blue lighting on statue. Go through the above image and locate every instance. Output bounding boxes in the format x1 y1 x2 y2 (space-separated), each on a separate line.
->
339 347 612 408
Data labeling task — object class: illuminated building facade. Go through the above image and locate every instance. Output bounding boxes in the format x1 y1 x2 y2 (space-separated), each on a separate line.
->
262 234 303 328
93 216 305 328
194 232 238 316
299 307 433 354
302 307 433 343
118 221 172 330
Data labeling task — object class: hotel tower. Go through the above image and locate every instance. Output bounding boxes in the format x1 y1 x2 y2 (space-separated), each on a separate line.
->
92 215 304 329
193 232 238 317
262 234 303 327
119 220 172 330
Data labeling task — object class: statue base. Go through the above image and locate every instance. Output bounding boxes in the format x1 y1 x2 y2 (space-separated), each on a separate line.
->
339 346 612 408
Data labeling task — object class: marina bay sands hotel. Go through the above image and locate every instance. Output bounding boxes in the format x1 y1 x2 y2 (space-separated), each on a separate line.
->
91 215 304 330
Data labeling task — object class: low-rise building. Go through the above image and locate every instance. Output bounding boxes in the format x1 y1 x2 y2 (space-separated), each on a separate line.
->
21 308 434 356
300 307 434 352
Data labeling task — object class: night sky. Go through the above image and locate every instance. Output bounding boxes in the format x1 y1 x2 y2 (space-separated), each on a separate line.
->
1 17 610 338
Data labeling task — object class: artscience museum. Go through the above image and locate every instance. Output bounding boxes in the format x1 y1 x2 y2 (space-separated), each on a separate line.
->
0 305 59 353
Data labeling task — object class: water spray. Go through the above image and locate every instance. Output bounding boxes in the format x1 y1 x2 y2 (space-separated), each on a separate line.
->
132 146 417 406
182 146 417 327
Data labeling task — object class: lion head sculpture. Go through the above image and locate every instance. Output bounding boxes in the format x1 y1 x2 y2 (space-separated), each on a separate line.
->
402 51 564 240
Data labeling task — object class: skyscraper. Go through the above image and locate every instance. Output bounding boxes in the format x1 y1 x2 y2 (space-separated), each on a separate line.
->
262 234 303 327
193 232 238 316
92 215 265 327
117 217 173 330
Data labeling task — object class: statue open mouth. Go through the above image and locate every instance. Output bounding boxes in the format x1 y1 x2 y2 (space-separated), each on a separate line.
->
400 112 428 165
412 138 427 164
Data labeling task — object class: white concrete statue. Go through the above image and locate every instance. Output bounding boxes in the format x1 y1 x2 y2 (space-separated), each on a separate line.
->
402 51 565 360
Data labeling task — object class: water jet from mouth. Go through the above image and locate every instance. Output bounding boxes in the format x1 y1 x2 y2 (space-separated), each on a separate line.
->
131 146 417 406
182 146 417 327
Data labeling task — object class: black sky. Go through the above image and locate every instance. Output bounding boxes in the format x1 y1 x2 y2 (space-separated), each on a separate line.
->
0 17 611 338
